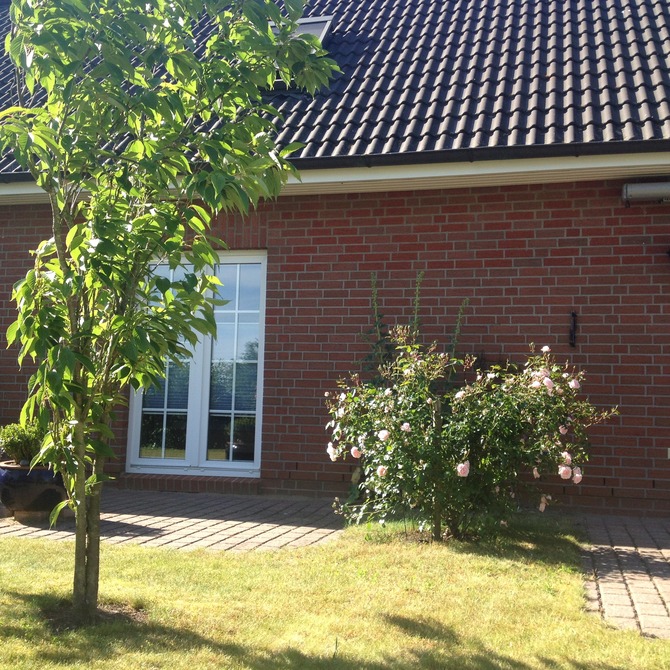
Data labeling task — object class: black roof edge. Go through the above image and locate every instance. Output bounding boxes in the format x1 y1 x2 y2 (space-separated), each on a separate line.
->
0 170 34 184
3 140 670 186
290 139 670 171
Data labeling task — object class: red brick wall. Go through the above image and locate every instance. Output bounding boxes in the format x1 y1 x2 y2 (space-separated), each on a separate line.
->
222 179 670 514
1 180 669 514
0 204 51 423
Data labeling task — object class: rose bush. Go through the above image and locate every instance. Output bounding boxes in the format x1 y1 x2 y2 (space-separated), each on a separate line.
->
325 328 616 540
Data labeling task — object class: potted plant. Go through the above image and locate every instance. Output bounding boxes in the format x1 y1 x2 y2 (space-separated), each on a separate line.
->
0 421 66 519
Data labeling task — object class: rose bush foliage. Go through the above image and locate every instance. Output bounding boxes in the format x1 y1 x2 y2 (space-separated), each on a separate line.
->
326 328 616 540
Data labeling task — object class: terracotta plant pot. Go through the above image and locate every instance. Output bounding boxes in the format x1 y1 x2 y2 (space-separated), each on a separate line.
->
0 460 66 514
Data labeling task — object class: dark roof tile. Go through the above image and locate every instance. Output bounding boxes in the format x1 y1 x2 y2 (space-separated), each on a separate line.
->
3 0 670 175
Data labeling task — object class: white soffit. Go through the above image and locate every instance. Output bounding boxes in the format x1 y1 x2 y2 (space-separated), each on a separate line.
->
1 153 670 205
281 152 670 196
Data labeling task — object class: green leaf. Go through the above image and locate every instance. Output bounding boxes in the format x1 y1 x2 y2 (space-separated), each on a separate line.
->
49 499 72 528
88 439 116 459
6 320 20 347
242 0 270 31
155 276 171 294
283 0 305 21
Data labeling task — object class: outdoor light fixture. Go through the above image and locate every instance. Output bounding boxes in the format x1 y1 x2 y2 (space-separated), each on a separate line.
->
622 182 670 205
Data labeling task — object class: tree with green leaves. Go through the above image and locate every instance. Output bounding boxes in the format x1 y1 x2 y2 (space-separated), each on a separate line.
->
0 0 336 622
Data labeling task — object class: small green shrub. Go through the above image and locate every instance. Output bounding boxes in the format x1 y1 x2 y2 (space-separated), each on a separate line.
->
0 421 44 465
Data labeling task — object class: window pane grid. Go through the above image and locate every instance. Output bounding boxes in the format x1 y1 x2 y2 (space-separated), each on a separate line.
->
140 360 188 460
208 263 259 463
131 257 264 473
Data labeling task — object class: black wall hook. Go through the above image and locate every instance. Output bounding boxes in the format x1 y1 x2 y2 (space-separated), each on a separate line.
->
569 311 578 348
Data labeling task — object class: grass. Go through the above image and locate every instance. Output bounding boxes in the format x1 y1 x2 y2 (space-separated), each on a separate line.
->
0 514 668 669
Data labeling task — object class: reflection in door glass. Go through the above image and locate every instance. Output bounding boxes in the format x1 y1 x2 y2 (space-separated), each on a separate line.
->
207 262 261 463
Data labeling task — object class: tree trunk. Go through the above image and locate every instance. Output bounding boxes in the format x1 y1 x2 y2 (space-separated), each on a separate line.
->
84 455 106 613
72 437 89 617
71 419 100 622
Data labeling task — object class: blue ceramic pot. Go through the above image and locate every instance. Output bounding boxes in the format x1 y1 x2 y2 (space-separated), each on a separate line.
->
0 461 66 513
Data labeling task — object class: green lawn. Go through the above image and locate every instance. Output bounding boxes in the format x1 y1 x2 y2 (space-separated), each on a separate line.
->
0 515 668 669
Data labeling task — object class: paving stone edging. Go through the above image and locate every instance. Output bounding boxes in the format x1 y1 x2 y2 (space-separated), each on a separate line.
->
580 514 670 640
0 489 344 552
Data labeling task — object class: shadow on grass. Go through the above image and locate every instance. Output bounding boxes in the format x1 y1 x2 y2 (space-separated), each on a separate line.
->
447 512 587 569
356 511 587 571
3 591 630 670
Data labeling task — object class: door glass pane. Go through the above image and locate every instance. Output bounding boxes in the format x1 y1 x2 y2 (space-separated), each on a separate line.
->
167 362 190 409
164 414 187 459
236 321 259 361
139 412 187 460
139 414 164 458
234 363 257 412
212 314 235 361
238 264 261 310
210 361 234 411
232 416 255 461
143 378 166 409
214 264 238 309
207 415 231 461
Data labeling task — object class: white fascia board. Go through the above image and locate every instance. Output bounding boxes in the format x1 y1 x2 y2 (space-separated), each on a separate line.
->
281 152 670 196
0 179 50 205
2 152 670 205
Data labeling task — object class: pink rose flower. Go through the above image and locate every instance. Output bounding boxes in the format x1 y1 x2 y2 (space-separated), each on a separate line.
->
531 380 542 389
558 464 572 479
456 460 470 477
559 425 568 435
569 378 580 390
543 377 554 391
572 467 583 484
377 429 390 442
350 447 362 459
455 390 465 400
533 467 540 479
541 346 551 353
400 422 411 432
561 451 572 465
376 465 388 477
326 443 337 462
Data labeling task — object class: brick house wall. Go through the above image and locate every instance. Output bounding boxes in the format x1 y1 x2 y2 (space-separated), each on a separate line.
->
1 178 669 513
0 203 50 418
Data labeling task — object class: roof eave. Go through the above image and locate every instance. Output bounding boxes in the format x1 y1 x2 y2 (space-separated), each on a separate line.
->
2 143 670 203
282 143 670 195
290 139 670 171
